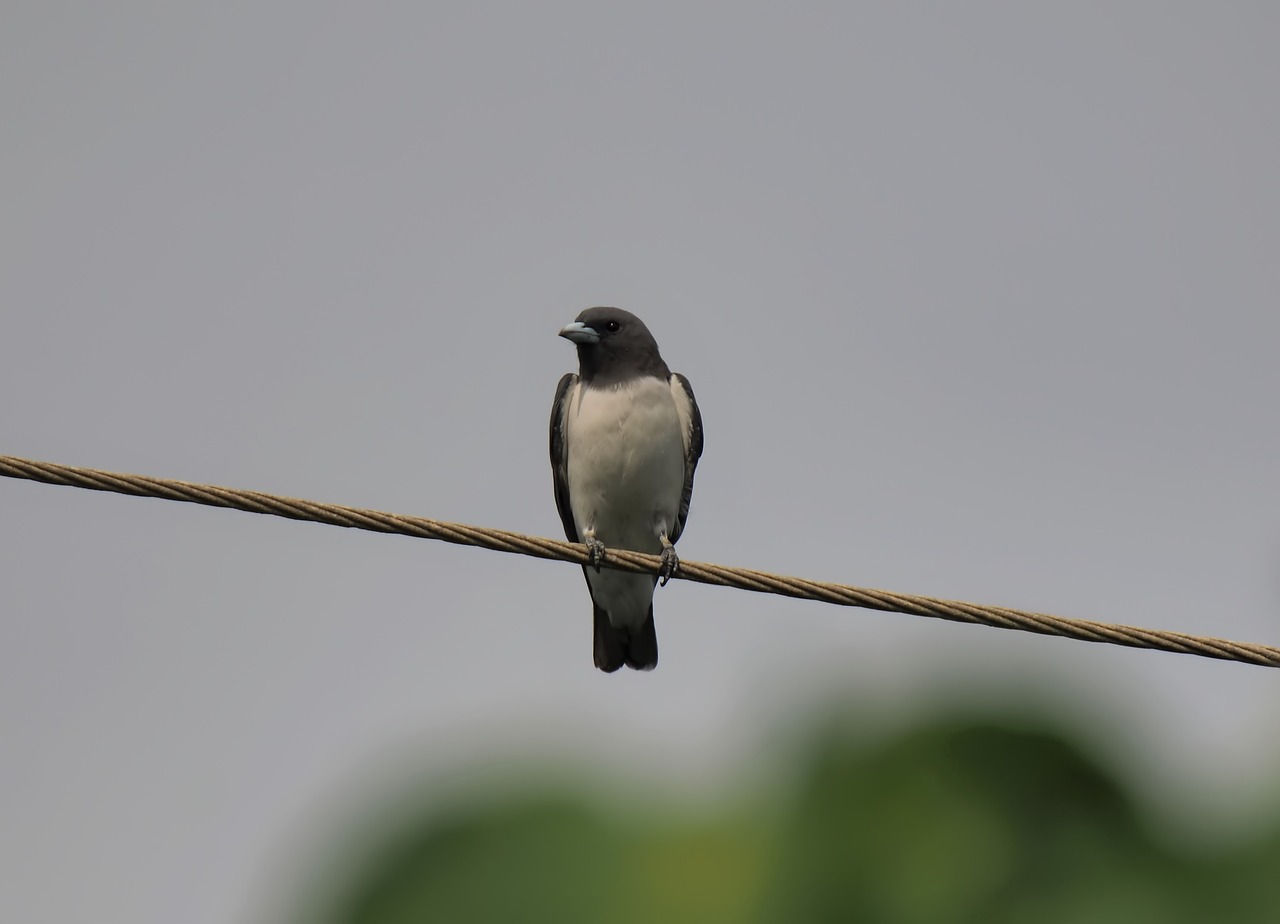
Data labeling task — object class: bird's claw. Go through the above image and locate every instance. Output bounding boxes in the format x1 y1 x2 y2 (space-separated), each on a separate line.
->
658 546 680 586
585 537 606 572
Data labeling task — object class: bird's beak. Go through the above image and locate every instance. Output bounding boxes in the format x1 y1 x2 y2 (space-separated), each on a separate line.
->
559 321 600 345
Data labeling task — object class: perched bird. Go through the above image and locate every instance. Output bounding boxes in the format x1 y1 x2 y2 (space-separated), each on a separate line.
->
550 307 704 672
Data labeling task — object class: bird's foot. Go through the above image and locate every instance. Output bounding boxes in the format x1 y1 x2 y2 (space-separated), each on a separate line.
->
585 536 607 572
658 545 680 586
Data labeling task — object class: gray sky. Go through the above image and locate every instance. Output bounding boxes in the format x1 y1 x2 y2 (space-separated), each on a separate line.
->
3 3 1279 922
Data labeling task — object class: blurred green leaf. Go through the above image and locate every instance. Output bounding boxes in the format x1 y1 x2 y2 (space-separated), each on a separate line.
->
306 715 1280 924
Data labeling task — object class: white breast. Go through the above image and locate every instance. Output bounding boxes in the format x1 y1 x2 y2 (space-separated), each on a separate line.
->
564 376 687 554
564 376 688 628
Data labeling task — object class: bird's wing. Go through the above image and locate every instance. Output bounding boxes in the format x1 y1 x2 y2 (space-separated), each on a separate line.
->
668 372 703 545
549 372 580 542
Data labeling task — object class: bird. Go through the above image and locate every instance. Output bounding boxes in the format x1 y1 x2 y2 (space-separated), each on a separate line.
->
550 307 704 672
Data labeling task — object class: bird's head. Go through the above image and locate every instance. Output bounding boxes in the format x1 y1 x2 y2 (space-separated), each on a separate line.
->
558 307 667 384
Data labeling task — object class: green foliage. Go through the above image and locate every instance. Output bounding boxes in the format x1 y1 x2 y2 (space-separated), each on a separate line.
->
306 716 1280 924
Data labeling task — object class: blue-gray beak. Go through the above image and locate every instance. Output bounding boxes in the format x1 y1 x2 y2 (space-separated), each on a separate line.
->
559 321 600 345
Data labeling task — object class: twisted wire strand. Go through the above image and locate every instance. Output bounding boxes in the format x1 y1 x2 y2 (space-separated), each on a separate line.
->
2 453 1276 669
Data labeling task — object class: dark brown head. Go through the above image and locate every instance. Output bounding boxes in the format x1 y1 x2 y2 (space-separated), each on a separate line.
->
558 307 670 385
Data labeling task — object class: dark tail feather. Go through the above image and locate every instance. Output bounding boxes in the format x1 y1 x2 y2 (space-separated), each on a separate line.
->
593 603 658 673
593 603 625 673
624 606 658 671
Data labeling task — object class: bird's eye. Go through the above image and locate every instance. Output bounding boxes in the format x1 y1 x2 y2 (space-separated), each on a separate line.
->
605 321 621 332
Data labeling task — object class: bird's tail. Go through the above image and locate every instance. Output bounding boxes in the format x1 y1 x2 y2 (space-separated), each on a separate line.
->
593 603 658 672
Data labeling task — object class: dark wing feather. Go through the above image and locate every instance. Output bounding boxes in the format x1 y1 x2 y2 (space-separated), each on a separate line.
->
669 372 703 545
549 372 579 542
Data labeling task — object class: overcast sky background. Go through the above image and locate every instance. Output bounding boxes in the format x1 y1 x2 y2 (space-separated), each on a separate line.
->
3 3 1279 922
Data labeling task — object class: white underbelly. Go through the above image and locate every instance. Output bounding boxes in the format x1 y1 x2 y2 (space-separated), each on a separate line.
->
566 378 685 551
565 378 685 626
568 376 691 627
